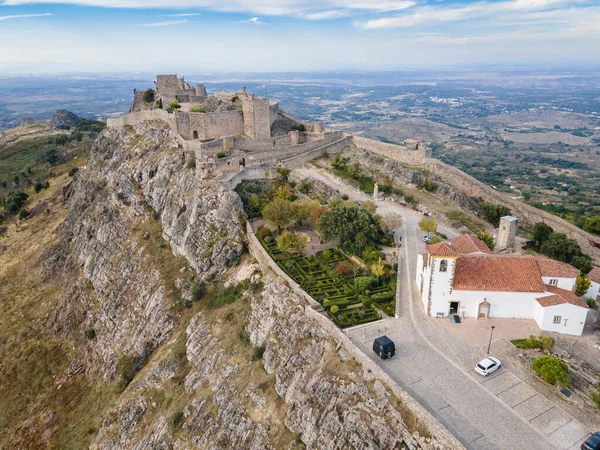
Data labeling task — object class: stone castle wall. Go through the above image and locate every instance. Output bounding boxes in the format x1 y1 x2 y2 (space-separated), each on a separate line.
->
351 135 431 166
245 221 465 450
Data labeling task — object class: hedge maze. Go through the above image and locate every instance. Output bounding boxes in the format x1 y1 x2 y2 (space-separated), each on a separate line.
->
259 234 396 327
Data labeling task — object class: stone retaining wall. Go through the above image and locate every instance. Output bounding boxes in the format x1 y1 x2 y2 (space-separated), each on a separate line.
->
283 137 350 168
351 135 431 166
245 220 465 450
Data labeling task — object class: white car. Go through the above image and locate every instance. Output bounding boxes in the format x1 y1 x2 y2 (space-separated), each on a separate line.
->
474 357 502 376
423 235 431 243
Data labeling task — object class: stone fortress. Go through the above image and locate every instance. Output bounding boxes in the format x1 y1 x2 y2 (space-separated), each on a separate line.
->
108 74 430 177
107 74 600 262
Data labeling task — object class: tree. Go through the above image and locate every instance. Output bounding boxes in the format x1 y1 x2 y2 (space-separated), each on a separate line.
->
292 199 317 225
360 200 377 214
335 261 352 276
379 213 403 233
532 356 570 387
310 205 327 224
168 99 181 109
276 230 307 255
371 258 385 285
143 89 155 103
330 305 339 314
262 198 294 230
575 275 591 297
479 202 511 227
272 185 291 201
476 231 495 250
583 216 600 234
541 232 584 265
571 255 593 274
419 217 438 236
316 203 381 255
532 222 553 248
276 168 291 182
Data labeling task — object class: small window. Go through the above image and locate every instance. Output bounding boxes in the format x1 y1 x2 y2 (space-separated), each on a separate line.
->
502 226 506 230
549 279 558 286
553 315 562 324
439 260 448 272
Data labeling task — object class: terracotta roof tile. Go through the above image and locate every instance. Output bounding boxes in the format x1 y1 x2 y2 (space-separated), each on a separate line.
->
427 242 458 258
588 267 600 284
453 255 547 292
536 294 565 307
447 234 492 255
540 285 589 309
535 259 579 278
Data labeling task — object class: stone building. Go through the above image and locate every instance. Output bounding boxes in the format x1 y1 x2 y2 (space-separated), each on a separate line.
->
495 215 518 250
416 234 590 335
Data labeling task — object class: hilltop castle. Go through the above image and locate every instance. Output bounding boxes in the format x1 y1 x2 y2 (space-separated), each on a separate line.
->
108 74 431 178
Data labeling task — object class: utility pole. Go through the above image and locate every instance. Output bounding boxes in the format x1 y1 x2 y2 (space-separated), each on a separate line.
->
487 325 496 354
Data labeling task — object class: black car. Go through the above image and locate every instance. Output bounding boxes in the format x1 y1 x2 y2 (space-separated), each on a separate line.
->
373 336 395 360
582 432 600 450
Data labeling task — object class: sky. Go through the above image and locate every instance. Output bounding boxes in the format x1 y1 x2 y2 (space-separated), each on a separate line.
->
0 0 599 73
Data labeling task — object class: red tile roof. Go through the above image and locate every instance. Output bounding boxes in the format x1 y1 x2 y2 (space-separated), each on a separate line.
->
536 294 565 307
453 255 547 292
427 242 458 258
538 285 589 308
588 267 600 284
447 234 492 255
535 258 579 279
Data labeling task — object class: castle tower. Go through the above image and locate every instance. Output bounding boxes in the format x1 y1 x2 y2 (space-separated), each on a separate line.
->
495 216 518 250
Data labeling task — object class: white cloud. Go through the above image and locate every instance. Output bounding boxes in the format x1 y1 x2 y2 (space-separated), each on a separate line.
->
237 17 265 24
1 0 419 15
355 0 588 29
165 12 199 16
303 10 352 20
140 19 188 26
0 12 52 20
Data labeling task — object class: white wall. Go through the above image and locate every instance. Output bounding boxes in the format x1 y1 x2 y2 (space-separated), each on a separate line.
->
585 281 600 303
444 290 540 319
536 303 588 336
427 257 456 316
542 276 576 291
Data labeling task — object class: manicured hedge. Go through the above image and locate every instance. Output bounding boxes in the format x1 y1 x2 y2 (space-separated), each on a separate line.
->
257 231 398 327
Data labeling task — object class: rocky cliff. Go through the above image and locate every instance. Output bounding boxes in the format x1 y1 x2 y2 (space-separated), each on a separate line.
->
0 118 458 449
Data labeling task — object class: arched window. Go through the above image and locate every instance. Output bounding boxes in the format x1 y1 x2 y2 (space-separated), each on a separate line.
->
439 260 448 272
192 130 199 139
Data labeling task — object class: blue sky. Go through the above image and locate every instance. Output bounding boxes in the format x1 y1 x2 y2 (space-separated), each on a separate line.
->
0 0 598 72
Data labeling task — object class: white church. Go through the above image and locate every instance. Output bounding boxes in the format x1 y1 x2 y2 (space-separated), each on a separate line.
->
415 218 590 336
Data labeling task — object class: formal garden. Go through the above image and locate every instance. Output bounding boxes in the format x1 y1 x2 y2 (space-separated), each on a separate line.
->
258 230 396 327
237 168 399 328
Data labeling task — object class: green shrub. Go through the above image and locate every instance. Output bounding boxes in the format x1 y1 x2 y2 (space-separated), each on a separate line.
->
186 159 196 169
264 236 274 244
330 305 339 314
116 355 138 386
586 298 598 309
190 108 206 113
216 152 228 159
84 329 96 340
360 296 372 307
371 292 395 302
191 280 206 302
18 209 30 220
292 123 306 132
592 390 600 409
172 410 185 428
511 335 554 351
532 356 569 387
68 167 79 177
323 298 349 308
354 276 375 294
421 178 438 193
342 194 349 200
143 89 155 103
251 346 266 361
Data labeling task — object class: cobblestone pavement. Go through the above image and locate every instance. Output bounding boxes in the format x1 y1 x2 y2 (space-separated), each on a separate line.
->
292 168 595 450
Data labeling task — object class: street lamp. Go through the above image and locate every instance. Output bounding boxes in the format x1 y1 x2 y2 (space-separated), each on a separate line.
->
487 325 496 354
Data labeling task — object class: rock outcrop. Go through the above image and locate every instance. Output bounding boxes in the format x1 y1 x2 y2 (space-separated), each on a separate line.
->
50 109 86 129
